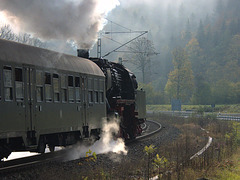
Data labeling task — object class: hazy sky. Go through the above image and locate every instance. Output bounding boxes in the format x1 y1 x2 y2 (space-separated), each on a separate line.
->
0 0 217 55
0 0 120 48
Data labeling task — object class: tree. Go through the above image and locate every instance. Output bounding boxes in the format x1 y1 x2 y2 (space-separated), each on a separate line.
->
234 82 240 103
0 24 45 48
16 32 46 48
226 34 240 65
191 75 212 105
196 20 205 48
185 37 205 76
212 80 236 104
182 19 192 45
127 37 155 83
215 0 224 16
0 25 15 40
138 82 166 104
226 0 240 19
222 34 240 82
165 47 194 103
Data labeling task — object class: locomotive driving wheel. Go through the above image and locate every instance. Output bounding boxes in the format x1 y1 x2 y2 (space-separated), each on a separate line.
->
0 145 12 160
37 137 46 153
48 144 55 152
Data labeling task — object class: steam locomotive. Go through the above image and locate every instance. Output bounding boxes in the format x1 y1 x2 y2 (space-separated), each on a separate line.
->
0 39 146 160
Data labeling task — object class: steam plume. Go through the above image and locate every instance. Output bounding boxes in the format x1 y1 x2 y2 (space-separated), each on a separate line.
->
0 0 120 49
65 118 127 161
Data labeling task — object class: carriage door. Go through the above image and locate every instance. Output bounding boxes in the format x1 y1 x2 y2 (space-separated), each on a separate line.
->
24 66 36 145
81 76 88 127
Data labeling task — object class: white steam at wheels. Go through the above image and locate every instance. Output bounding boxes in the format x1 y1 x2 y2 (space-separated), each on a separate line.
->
65 117 127 161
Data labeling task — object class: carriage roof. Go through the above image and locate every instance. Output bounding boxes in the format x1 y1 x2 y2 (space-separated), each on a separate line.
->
0 39 104 77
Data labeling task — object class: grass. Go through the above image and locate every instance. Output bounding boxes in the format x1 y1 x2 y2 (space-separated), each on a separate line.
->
147 104 240 113
209 148 240 180
30 114 240 180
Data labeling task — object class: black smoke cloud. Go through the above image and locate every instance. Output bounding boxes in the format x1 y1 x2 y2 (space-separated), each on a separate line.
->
0 0 108 49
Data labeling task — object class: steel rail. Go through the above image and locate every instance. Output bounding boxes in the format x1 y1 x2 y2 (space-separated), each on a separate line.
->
0 149 65 174
136 120 162 140
0 120 162 173
126 120 162 145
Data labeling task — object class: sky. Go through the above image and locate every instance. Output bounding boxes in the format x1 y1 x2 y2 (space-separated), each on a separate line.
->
0 0 217 56
0 0 120 49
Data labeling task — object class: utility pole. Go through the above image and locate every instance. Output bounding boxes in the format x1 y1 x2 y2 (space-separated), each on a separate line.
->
97 37 101 58
97 19 148 58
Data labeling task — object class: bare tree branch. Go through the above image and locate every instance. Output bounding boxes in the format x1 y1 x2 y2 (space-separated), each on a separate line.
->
0 25 16 40
126 37 156 83
0 25 46 48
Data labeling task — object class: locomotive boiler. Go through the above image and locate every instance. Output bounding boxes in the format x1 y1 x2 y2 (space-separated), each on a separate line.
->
0 39 146 160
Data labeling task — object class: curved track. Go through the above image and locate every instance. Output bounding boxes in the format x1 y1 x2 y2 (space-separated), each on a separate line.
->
136 120 162 141
0 120 162 174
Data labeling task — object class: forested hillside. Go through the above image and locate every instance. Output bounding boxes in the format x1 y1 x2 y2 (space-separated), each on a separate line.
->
1 0 239 105
104 0 240 105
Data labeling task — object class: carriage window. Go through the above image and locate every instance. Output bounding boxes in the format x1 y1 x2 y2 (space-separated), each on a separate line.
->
15 68 24 101
88 78 93 90
61 75 67 103
95 91 99 103
36 71 42 85
3 66 13 101
61 74 66 88
45 72 52 102
94 79 99 90
99 79 104 91
88 78 93 103
68 75 74 102
100 92 104 103
88 91 93 103
53 74 60 102
94 79 99 103
81 77 85 89
36 71 43 102
99 79 104 103
75 76 80 103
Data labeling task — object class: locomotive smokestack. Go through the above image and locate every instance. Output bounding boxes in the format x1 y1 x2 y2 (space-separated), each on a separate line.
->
77 49 89 59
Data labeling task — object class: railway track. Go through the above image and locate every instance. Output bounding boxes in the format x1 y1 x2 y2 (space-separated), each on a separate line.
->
0 120 162 174
136 120 162 140
0 148 66 174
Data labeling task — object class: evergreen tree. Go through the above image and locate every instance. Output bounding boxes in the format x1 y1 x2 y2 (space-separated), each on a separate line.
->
226 0 240 19
215 0 224 17
185 37 205 76
190 13 197 31
223 34 240 82
227 34 240 65
196 20 205 48
191 75 212 105
182 19 192 45
212 80 236 104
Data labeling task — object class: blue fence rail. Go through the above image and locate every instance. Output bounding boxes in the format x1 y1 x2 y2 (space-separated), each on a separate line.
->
147 111 240 121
